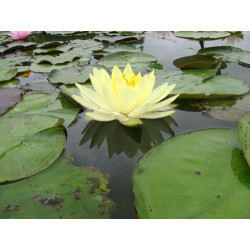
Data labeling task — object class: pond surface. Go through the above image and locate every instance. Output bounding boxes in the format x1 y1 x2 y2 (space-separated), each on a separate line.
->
0 31 250 219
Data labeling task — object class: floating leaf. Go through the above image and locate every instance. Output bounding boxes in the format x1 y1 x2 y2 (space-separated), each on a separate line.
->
0 152 115 218
21 80 56 94
239 112 250 166
134 129 250 218
175 31 231 40
0 88 23 115
0 79 19 88
97 51 158 70
173 55 220 69
6 93 79 127
155 69 249 98
48 65 105 85
0 56 31 67
0 42 37 53
34 53 81 65
0 127 66 183
202 96 250 121
0 67 18 82
33 44 72 55
37 41 65 48
94 35 140 43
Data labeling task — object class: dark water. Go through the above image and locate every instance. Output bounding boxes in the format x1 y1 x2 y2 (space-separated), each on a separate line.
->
62 32 250 219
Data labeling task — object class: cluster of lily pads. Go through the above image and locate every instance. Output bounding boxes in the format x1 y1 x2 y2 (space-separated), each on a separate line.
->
0 31 249 219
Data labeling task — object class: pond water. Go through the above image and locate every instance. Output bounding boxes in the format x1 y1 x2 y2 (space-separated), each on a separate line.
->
1 31 250 219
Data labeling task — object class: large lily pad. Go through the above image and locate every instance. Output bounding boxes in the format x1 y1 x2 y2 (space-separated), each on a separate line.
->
0 56 31 67
48 65 105 85
36 41 65 48
198 46 250 66
0 114 63 156
173 55 220 69
97 51 158 70
175 31 231 40
0 42 37 54
0 67 18 82
0 88 23 115
202 96 250 121
33 44 72 55
239 112 250 166
133 129 250 219
155 69 249 98
0 127 66 183
6 93 80 127
0 152 115 219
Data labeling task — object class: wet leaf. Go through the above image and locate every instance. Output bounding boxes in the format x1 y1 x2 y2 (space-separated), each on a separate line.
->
134 129 250 218
0 88 23 115
37 41 65 48
34 53 81 65
6 93 79 127
0 127 66 183
48 65 105 85
0 42 37 53
239 112 250 166
175 31 231 40
0 152 115 218
0 67 18 82
203 96 250 121
0 56 31 67
97 51 158 71
173 55 220 69
155 69 249 98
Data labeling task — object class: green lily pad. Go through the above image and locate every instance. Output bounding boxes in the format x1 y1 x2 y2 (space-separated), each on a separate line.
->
33 44 72 55
0 88 23 115
6 93 79 127
0 56 31 67
175 31 231 40
239 112 250 166
59 84 81 99
133 129 250 219
198 46 250 66
21 80 56 94
0 152 115 219
0 113 63 156
156 69 249 98
0 79 19 88
48 65 105 85
94 35 140 43
17 66 30 73
0 42 37 53
173 55 220 69
203 96 250 121
34 53 81 65
30 60 80 73
0 67 18 82
97 51 158 70
37 41 65 48
0 127 66 183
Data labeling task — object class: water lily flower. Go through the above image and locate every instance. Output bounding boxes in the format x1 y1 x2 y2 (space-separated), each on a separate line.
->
72 63 179 127
8 31 31 40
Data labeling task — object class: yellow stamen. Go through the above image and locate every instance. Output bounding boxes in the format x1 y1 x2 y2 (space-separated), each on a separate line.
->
122 72 141 87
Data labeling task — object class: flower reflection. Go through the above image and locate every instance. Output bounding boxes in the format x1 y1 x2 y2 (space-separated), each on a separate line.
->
80 116 178 158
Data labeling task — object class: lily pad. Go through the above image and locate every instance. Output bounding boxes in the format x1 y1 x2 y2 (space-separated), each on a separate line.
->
0 79 19 88
0 127 66 183
6 93 80 127
198 46 250 66
0 113 63 156
203 96 250 121
239 112 250 166
48 65 105 85
156 69 249 98
173 55 220 69
33 44 72 55
175 31 231 40
21 80 56 94
0 42 37 53
0 88 23 115
0 55 31 67
0 67 18 82
133 129 250 218
94 35 140 43
34 53 81 65
0 152 115 218
97 51 158 70
37 41 65 48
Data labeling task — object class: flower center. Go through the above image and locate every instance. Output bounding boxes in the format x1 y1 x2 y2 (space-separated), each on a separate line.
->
122 72 141 87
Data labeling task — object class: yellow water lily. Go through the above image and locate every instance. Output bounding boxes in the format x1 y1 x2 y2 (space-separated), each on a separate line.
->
72 63 179 126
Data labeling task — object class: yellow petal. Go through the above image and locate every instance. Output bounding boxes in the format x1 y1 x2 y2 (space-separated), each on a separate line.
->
140 110 176 119
86 111 115 121
148 94 180 112
102 85 119 111
119 117 142 127
123 63 133 79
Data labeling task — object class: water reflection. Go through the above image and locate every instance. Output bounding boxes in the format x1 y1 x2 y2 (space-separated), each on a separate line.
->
80 116 178 158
